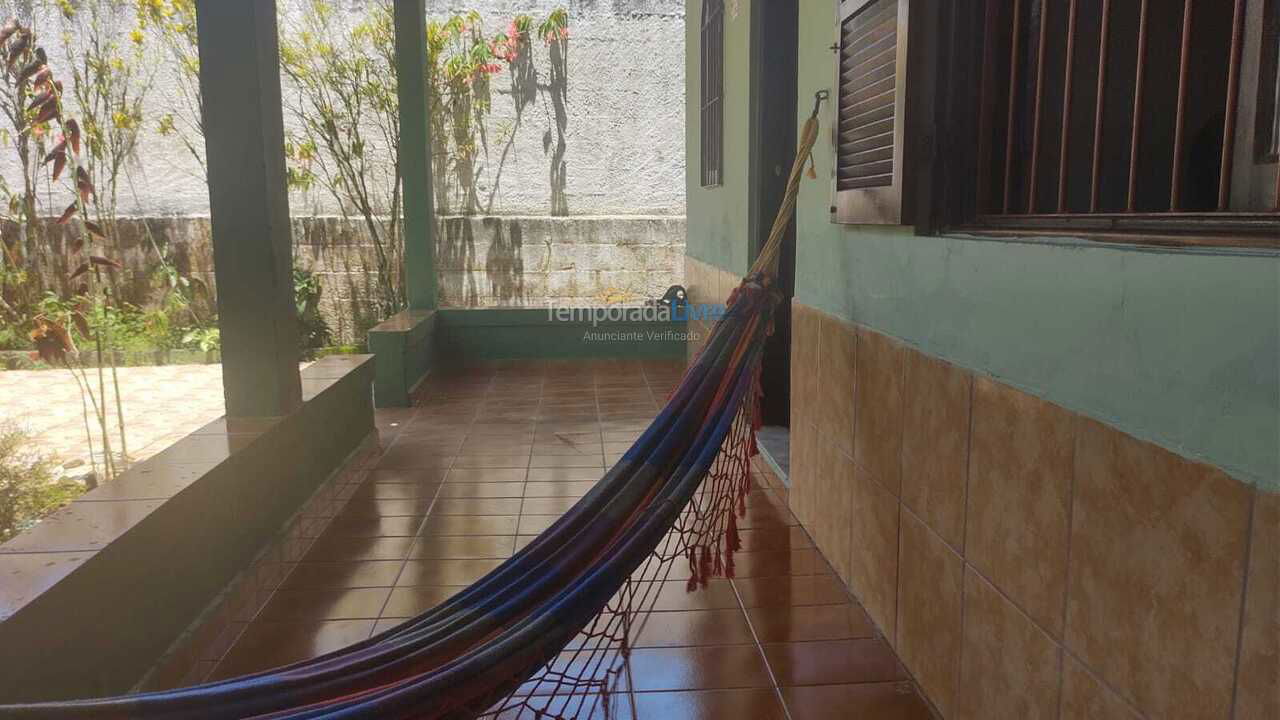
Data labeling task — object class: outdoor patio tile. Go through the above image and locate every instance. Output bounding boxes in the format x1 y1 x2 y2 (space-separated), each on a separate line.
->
396 558 505 586
374 444 455 470
730 549 833 578
301 536 415 562
336 498 430 517
257 587 392 622
210 620 376 680
520 496 582 515
733 574 850 608
781 683 934 720
380 586 465 618
409 535 516 560
367 468 449 484
452 455 532 468
762 639 906 686
322 514 425 538
523 482 595 497
351 482 440 501
628 580 740 611
626 646 772 691
430 498 523 516
631 689 785 720
437 482 526 498
516 515 561 535
631 609 755 648
279 561 403 590
445 468 527 483
526 468 602 482
747 603 877 644
417 515 520 536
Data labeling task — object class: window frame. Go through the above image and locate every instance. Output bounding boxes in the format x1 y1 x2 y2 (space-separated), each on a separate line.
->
831 0 912 225
700 0 725 188
928 0 1280 249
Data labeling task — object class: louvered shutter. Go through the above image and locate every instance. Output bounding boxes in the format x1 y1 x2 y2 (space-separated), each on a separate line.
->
832 0 918 225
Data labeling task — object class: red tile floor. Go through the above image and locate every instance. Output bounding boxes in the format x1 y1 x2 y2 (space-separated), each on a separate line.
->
210 359 936 719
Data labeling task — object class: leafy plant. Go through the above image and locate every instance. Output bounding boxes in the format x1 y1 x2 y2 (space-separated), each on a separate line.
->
0 423 83 543
294 264 331 351
181 325 218 353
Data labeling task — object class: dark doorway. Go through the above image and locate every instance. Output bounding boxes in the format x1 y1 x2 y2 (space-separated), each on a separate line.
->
750 0 799 479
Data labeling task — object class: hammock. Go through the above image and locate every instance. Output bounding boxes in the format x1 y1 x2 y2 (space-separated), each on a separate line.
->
1 93 828 720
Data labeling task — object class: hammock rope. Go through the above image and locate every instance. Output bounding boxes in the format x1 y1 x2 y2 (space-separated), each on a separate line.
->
1 93 828 720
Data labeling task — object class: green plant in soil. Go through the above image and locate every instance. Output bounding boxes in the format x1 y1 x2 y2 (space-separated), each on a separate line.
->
0 423 83 543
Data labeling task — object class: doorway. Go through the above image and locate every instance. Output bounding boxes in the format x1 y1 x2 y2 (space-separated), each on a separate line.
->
750 0 799 482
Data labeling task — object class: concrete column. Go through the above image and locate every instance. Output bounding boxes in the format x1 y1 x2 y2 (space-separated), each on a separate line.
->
196 0 301 417
393 0 437 310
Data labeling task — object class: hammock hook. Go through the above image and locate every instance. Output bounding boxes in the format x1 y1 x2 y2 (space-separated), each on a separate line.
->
811 89 830 119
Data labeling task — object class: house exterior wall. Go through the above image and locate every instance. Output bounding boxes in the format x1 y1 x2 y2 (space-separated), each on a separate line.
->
686 1 1278 718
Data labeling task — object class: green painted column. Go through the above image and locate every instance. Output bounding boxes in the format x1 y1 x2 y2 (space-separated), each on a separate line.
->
195 0 301 417
394 0 437 310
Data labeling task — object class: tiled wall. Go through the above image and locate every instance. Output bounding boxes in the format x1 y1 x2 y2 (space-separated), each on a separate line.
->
783 301 1277 720
683 256 743 363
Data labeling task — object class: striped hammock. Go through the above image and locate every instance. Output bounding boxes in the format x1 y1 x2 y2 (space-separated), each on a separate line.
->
1 96 826 720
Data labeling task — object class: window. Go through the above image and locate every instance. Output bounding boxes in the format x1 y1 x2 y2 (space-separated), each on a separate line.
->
967 0 1279 240
831 0 933 225
701 0 724 187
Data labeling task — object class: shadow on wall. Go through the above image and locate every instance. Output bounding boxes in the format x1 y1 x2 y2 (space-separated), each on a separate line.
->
484 218 525 304
437 217 479 307
546 39 569 216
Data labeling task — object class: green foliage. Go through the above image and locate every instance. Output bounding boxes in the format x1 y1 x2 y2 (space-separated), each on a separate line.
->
0 424 83 544
294 264 331 350
181 325 218 353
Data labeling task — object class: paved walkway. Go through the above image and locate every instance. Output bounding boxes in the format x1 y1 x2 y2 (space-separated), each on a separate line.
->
0 365 226 477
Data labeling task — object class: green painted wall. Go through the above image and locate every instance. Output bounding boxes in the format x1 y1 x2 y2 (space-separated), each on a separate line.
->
792 0 1279 491
685 0 754 276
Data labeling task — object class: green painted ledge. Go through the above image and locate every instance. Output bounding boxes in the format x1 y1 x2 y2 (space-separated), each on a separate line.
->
0 355 375 701
368 309 436 407
434 308 689 364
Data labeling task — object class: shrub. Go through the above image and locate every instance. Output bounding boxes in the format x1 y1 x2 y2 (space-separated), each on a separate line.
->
0 424 83 543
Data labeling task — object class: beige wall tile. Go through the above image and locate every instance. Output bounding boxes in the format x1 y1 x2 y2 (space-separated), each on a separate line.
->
1236 490 1278 720
901 349 972 549
811 439 853 582
853 327 905 495
897 510 963 717
791 304 822 434
965 378 1073 636
1060 655 1142 720
848 465 899 641
788 420 819 529
817 314 857 456
1066 419 1253 719
956 568 1061 720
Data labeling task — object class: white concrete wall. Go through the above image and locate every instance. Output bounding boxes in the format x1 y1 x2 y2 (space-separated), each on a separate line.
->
0 0 687 218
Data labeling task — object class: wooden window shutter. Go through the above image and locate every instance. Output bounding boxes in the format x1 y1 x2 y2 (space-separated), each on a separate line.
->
833 0 928 225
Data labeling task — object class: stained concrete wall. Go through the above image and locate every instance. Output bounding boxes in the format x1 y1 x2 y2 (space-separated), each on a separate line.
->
0 1 688 327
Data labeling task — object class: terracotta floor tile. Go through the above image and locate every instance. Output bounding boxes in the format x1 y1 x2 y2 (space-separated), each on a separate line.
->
417 515 520 536
452 455 532 469
734 574 850 608
520 496 583 515
410 535 516 560
435 482 525 499
396 558 505 586
530 455 605 469
526 467 604 482
762 639 906 686
524 481 596 497
781 683 934 720
367 468 450 484
380 586 464 618
631 609 756 648
323 514 425 538
735 526 815 552
209 620 375 680
631 689 786 720
301 536 415 562
430 498 524 516
629 580 741 612
445 468 528 484
335 498 430 517
627 646 772 691
350 482 441 501
489 693 628 720
257 587 392 622
731 549 834 578
374 445 455 470
747 603 877 643
279 561 403 590
517 515 561 535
